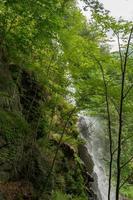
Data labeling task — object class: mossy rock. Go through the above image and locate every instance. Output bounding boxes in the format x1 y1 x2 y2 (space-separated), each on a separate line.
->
0 109 30 181
0 67 21 111
0 109 30 141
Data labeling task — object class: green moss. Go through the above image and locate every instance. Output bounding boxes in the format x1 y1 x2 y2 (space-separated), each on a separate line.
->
52 191 70 200
0 66 89 199
0 109 31 181
51 133 82 152
0 109 30 141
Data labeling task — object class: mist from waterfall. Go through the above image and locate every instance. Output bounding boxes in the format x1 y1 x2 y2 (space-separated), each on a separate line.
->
66 74 115 199
78 115 115 200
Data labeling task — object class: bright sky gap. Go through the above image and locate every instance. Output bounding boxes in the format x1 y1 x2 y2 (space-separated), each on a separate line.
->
78 0 133 51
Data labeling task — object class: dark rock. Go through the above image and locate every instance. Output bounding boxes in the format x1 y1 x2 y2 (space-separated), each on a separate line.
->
78 144 94 174
60 143 75 158
0 67 21 112
78 117 90 139
86 172 94 182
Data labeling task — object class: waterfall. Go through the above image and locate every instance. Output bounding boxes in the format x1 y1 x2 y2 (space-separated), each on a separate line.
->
78 115 115 200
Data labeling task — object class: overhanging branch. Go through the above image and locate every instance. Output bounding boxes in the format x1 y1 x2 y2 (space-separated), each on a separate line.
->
123 83 133 99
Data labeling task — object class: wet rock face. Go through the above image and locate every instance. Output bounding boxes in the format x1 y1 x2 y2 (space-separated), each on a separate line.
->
91 172 102 200
78 116 102 200
78 117 90 139
78 117 94 175
78 144 100 200
78 144 94 174
60 143 75 159
88 189 98 200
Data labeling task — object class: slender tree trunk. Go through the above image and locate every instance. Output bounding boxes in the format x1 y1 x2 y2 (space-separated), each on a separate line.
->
115 26 133 200
115 70 125 200
100 64 113 200
40 107 76 196
93 55 113 200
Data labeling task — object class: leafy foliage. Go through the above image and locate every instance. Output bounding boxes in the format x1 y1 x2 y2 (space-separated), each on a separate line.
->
0 0 133 199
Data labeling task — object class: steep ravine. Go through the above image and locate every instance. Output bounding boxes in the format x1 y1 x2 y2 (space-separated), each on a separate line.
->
0 66 94 200
1 66 131 200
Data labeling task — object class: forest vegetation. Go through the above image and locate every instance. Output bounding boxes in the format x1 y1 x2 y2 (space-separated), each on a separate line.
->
0 0 133 200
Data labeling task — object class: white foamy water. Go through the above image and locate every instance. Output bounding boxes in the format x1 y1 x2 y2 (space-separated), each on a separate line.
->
79 116 115 200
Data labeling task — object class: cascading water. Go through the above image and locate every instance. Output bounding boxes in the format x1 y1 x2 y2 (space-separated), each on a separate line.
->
78 115 115 200
66 74 115 199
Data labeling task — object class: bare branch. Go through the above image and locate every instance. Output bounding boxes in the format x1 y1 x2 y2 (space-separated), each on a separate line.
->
92 55 113 200
127 50 133 57
0 143 10 149
116 26 133 200
123 134 133 143
112 134 133 156
123 27 133 75
120 155 133 170
123 83 133 99
40 107 77 196
112 147 118 156
119 172 133 189
110 97 119 115
115 32 123 72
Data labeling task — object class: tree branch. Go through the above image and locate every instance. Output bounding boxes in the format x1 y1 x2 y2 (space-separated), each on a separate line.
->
110 97 119 115
40 107 77 195
115 26 133 200
0 143 10 149
127 50 133 57
120 155 133 170
119 172 133 189
116 32 123 72
112 134 133 156
92 55 113 200
123 83 133 99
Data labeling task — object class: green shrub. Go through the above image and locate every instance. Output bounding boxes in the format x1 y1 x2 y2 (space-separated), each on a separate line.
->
52 191 70 200
121 185 133 198
0 110 30 141
52 191 88 200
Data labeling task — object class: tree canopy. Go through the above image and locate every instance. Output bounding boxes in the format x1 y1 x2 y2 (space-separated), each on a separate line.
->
0 0 133 199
